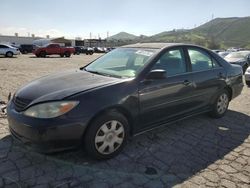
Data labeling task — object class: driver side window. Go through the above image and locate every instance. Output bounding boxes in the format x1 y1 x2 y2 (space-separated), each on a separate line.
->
152 48 187 76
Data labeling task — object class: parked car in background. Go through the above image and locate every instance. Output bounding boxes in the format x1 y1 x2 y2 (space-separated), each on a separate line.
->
19 44 35 54
83 47 94 55
74 46 94 55
218 51 230 58
33 43 75 58
0 44 20 57
7 43 243 159
212 49 224 53
245 66 250 86
74 46 82 55
93 47 105 53
224 51 250 73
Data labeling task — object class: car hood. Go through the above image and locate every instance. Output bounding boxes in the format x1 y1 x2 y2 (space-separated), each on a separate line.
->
15 70 121 106
224 57 245 63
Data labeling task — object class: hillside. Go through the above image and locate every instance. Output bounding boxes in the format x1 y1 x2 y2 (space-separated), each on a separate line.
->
108 32 138 40
108 17 250 48
145 17 250 48
193 17 250 47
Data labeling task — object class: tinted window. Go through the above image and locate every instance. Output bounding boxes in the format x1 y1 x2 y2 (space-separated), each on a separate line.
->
188 48 220 71
0 45 8 48
152 48 186 76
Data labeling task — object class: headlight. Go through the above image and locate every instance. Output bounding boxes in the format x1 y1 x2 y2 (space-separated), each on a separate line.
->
23 101 79 118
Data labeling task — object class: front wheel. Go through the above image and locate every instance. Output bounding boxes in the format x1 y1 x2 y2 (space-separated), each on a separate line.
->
83 111 129 160
246 80 250 87
209 90 229 118
6 51 13 58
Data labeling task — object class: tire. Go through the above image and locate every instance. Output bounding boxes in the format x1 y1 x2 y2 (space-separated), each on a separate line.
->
209 90 230 118
243 64 248 74
89 51 93 55
5 51 13 58
246 80 250 87
39 51 46 58
76 51 80 55
83 111 129 160
65 51 71 57
60 54 64 57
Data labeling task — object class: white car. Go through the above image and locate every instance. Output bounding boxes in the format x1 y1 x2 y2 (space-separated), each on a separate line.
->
245 66 250 86
0 44 20 57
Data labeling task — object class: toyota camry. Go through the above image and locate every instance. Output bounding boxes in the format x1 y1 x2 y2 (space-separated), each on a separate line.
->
7 43 243 159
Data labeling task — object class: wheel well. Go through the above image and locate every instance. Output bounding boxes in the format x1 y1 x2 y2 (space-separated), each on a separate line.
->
225 86 232 101
82 106 134 139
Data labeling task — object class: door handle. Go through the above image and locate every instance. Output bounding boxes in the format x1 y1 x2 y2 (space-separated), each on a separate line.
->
183 80 191 86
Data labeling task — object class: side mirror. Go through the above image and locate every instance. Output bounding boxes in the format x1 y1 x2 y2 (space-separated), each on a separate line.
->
146 69 166 80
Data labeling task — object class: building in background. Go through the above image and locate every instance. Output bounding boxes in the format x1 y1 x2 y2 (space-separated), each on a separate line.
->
0 34 108 47
0 34 42 45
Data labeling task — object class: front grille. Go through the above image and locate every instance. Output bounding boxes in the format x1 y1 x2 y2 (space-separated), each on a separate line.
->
13 96 31 112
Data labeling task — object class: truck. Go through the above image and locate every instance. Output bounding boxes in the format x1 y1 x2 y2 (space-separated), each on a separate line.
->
33 43 75 58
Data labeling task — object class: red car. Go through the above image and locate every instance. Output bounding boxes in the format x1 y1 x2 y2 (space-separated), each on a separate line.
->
33 43 75 58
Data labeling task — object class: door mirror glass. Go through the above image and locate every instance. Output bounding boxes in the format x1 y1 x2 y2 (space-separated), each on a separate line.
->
146 69 166 80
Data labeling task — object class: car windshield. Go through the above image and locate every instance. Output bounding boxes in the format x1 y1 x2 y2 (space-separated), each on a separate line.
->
84 48 157 78
226 51 250 59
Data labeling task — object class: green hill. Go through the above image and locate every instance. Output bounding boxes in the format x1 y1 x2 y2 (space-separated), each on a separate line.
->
108 17 250 48
193 17 250 47
108 32 138 41
144 17 250 48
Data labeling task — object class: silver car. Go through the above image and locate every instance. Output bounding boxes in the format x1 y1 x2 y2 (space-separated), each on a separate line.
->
245 66 250 86
224 51 250 73
0 44 20 57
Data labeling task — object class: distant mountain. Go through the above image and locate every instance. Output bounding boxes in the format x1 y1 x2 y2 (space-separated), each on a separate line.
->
108 32 138 40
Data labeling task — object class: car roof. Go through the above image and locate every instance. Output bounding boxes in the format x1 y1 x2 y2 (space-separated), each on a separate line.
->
121 43 186 49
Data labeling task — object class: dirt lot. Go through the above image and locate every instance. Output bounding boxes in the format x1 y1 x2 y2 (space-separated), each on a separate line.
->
0 54 250 187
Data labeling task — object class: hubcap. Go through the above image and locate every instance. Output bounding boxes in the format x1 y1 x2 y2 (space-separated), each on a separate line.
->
217 93 229 114
95 120 125 155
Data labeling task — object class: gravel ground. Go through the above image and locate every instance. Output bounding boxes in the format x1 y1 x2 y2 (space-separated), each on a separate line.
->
0 54 250 188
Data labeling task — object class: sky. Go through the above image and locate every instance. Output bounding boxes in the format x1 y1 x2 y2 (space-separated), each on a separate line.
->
0 0 249 39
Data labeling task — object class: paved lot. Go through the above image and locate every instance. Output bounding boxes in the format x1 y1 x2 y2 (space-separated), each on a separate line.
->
0 54 250 187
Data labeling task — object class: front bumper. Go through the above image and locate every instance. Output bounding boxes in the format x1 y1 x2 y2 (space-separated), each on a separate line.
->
245 73 250 81
7 101 88 153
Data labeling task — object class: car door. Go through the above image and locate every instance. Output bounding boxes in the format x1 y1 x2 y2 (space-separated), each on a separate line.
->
0 45 8 55
185 47 226 109
46 44 58 54
138 47 196 131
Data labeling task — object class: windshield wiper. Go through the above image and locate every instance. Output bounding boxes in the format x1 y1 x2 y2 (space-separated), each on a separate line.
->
84 68 122 78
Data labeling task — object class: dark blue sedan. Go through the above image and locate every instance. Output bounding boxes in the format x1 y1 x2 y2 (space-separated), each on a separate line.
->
7 43 243 159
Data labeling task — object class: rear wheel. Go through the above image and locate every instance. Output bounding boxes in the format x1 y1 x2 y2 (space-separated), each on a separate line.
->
65 51 71 57
39 51 46 58
209 90 229 118
5 51 13 58
83 111 129 160
60 54 64 57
